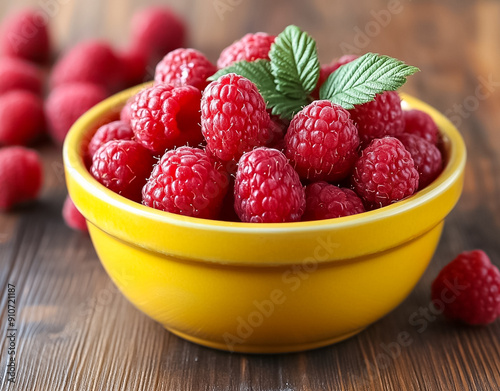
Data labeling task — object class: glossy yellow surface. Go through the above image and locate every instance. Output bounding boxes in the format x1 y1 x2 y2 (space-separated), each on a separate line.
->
63 85 466 353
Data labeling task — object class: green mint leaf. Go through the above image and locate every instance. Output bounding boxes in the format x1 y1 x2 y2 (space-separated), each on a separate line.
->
208 59 306 120
207 59 276 94
269 25 320 100
319 53 420 109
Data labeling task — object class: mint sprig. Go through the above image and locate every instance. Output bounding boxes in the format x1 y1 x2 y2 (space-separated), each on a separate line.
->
269 25 320 100
208 27 419 119
319 53 419 109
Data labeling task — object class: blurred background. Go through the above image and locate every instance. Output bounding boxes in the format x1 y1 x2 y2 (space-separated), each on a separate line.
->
0 0 499 390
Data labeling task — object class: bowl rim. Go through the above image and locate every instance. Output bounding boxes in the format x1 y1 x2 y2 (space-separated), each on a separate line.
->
63 86 466 235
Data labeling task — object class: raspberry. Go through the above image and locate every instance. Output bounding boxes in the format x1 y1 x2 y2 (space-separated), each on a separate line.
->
201 73 271 164
217 33 275 69
397 133 443 189
129 7 186 67
234 147 305 223
403 109 439 145
0 91 45 146
155 48 217 91
352 137 419 209
0 147 43 211
62 195 88 232
120 98 133 123
349 91 404 146
45 83 107 144
0 57 43 96
303 182 365 221
87 120 134 158
142 147 228 218
90 140 155 202
431 250 500 325
50 40 121 93
118 49 148 87
318 54 358 88
0 9 51 63
130 84 203 154
285 100 359 181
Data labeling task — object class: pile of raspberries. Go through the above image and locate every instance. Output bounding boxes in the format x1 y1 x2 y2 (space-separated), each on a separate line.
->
87 35 443 224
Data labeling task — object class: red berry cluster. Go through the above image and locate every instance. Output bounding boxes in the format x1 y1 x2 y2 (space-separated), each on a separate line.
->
0 6 186 230
85 33 445 225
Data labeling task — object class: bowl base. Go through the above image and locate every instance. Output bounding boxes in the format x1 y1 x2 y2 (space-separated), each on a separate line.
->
166 327 367 354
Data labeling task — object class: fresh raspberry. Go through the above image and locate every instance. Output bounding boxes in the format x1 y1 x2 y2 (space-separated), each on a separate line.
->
403 109 439 145
120 98 133 123
90 140 155 202
118 49 148 88
201 73 271 164
142 147 228 218
318 54 358 88
303 182 365 221
266 118 286 149
431 250 500 325
45 83 107 144
352 137 419 209
0 91 45 146
234 147 305 223
50 40 121 93
349 91 404 146
87 120 134 159
0 57 43 96
155 48 217 91
217 33 275 69
0 147 43 211
397 133 443 189
0 9 51 63
285 100 359 182
62 195 88 232
129 6 186 67
130 83 203 154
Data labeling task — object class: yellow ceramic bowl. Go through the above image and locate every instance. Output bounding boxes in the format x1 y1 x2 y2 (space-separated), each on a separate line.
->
63 86 466 353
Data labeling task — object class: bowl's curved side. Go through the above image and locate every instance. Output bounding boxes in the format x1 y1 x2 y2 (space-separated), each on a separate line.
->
89 219 444 353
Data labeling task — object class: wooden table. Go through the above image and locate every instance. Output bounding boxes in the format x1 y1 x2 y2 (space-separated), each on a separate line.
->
1 0 499 390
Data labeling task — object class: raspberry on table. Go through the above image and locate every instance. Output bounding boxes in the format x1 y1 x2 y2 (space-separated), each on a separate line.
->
50 40 122 93
431 250 500 325
90 139 155 203
351 136 419 209
142 146 228 219
217 32 275 69
129 6 186 67
234 147 305 223
45 83 107 144
118 49 149 88
0 91 45 146
0 8 51 63
62 195 88 233
130 83 203 154
201 73 271 165
397 133 443 189
155 48 217 91
285 100 359 182
0 57 43 96
87 120 134 159
403 109 439 145
349 91 405 146
0 147 43 211
303 182 365 221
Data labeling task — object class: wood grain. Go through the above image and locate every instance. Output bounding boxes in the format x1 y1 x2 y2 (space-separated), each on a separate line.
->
1 0 499 390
